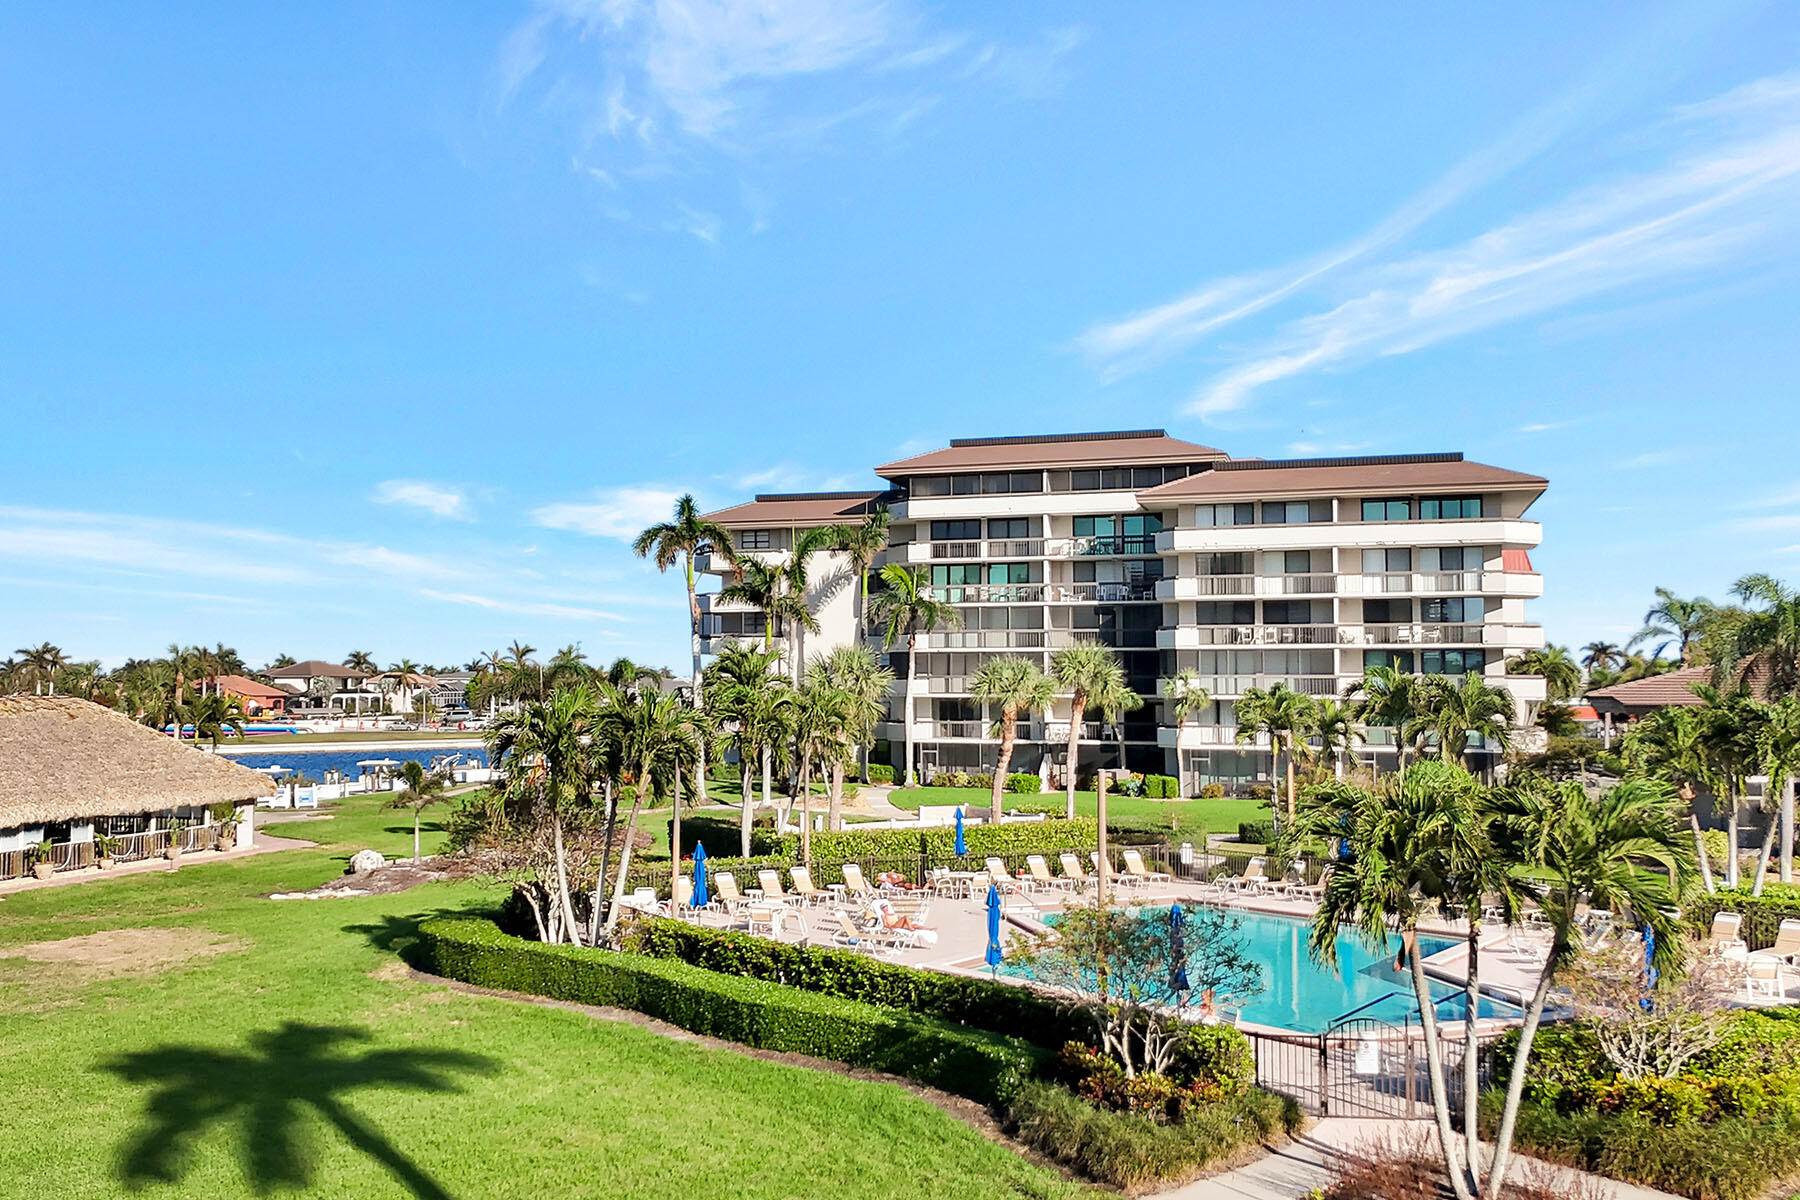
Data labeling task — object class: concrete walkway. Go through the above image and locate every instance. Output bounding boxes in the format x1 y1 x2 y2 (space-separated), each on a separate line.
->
1154 1118 1681 1199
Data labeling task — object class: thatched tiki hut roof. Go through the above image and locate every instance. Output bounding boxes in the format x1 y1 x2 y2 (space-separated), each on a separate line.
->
0 696 275 828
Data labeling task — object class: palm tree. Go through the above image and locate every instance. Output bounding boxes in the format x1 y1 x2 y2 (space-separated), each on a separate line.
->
1580 641 1625 676
867 563 961 787
1165 669 1211 799
14 642 68 694
807 646 894 827
344 650 377 675
1049 642 1123 819
970 657 1054 816
270 653 297 670
1295 762 1507 1200
1621 704 1720 892
1409 672 1516 770
779 525 839 682
180 692 246 749
1312 698 1360 778
1344 663 1424 779
1506 645 1581 704
487 687 598 943
1717 573 1800 697
1750 695 1800 893
600 688 698 933
1632 588 1715 664
706 644 785 855
1235 682 1318 824
1482 776 1693 1196
1693 687 1765 889
827 507 891 629
717 560 786 653
634 494 739 800
1088 668 1142 906
792 677 854 865
389 761 451 863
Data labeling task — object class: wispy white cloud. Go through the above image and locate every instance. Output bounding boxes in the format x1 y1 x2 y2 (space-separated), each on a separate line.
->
419 589 628 623
1618 450 1682 471
532 486 687 540
1518 420 1578 434
372 478 472 520
1286 440 1372 456
1079 52 1800 420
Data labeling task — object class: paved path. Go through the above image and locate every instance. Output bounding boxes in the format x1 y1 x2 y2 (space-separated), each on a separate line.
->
1154 1118 1681 1200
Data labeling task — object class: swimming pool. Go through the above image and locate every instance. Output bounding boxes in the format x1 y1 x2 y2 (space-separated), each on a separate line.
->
1000 906 1515 1033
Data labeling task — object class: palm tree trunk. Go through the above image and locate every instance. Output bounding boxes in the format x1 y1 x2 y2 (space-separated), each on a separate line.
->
828 760 844 831
686 553 707 807
550 811 579 945
413 813 421 864
591 779 617 945
903 631 919 787
1285 735 1298 823
1461 917 1483 1191
671 768 684 906
1485 958 1560 1196
761 743 772 811
1690 811 1717 895
799 754 812 867
1726 782 1740 889
605 779 649 932
1402 928 1477 1200
1096 771 1110 907
739 749 754 858
1783 777 1795 885
1752 800 1781 896
1065 695 1085 820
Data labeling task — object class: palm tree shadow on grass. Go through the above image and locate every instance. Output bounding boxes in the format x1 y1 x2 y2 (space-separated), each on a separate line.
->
107 1022 497 1199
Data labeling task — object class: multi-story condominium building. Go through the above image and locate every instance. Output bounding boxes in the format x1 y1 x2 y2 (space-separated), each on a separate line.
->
698 429 1546 792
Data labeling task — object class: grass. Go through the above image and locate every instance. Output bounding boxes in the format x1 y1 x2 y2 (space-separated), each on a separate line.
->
0 796 1076 1200
887 786 1269 836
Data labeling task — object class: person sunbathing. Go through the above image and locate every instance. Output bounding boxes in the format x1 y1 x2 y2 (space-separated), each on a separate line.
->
867 897 938 945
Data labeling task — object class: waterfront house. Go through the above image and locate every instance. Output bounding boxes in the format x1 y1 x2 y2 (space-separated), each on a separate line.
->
0 696 274 880
212 673 295 717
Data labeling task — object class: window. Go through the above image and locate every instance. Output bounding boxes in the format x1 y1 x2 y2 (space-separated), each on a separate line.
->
931 565 981 586
1364 650 1414 672
1124 558 1164 583
1263 600 1319 624
1282 550 1313 574
1122 514 1163 535
988 562 1030 584
737 529 773 551
1364 598 1411 623
988 517 1029 539
1421 496 1483 519
1421 597 1473 623
1434 546 1473 571
911 476 950 497
1072 515 1113 538
1361 498 1412 521
1361 548 1412 573
1422 649 1485 675
952 474 980 495
1195 502 1256 527
1070 469 1101 491
1202 552 1252 575
930 519 980 541
1260 499 1331 524
1196 600 1254 624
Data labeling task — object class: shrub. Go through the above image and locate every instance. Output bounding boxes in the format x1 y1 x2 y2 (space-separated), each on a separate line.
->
866 763 894 784
1006 1079 1295 1191
414 918 1039 1106
1237 820 1275 846
1165 1025 1255 1094
1146 774 1178 798
969 772 994 791
1247 783 1273 802
1482 1093 1800 1200
1005 773 1041 794
1198 782 1225 799
628 919 1086 1047
668 813 774 859
1689 885 1800 951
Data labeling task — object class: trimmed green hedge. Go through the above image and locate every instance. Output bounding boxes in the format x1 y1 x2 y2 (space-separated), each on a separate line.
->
668 813 773 859
866 763 894 784
414 918 1039 1105
1689 885 1800 951
628 919 1086 1048
1005 772 1042 794
1238 820 1276 846
1006 1080 1296 1191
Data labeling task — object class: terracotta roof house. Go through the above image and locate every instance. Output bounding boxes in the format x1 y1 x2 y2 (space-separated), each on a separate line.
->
0 696 273 880
211 674 294 716
1586 666 1713 719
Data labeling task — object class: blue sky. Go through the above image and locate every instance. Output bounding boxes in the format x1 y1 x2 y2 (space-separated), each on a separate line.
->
3 2 1799 671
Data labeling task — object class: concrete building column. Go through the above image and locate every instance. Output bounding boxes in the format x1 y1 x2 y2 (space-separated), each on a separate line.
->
235 799 256 849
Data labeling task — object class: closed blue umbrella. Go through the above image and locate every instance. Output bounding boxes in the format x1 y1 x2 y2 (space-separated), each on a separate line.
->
1641 922 1657 1008
692 842 709 908
985 883 1003 973
1169 903 1190 994
954 807 967 857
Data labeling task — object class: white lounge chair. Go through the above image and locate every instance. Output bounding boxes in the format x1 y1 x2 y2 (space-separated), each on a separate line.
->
788 865 829 906
1709 911 1746 954
827 909 894 955
1089 851 1136 890
1217 857 1267 895
1026 855 1071 891
1058 853 1092 890
1122 848 1171 885
841 863 877 902
1763 918 1800 964
985 857 1032 894
758 868 795 904
1746 953 1787 1000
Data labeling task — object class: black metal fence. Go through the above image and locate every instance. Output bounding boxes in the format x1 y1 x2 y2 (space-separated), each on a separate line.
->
1243 1020 1504 1119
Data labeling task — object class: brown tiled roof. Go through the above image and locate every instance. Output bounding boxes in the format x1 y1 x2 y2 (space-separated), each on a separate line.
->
213 674 291 700
704 491 888 529
876 430 1227 477
1139 453 1547 501
265 660 369 681
1585 666 1710 710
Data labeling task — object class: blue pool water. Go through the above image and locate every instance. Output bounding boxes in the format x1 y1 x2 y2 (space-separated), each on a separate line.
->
1001 907 1515 1033
218 747 488 779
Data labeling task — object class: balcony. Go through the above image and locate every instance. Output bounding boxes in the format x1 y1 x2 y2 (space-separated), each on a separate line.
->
1186 674 1345 698
1255 574 1336 596
928 584 1047 604
925 629 1056 650
1157 725 1270 750
1338 571 1544 598
1048 534 1161 558
907 538 1049 563
1156 575 1255 600
1050 581 1161 603
1157 625 1334 650
1160 517 1543 552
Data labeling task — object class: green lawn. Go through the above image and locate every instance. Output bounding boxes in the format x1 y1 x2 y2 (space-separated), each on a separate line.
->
0 797 1073 1200
886 786 1269 837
